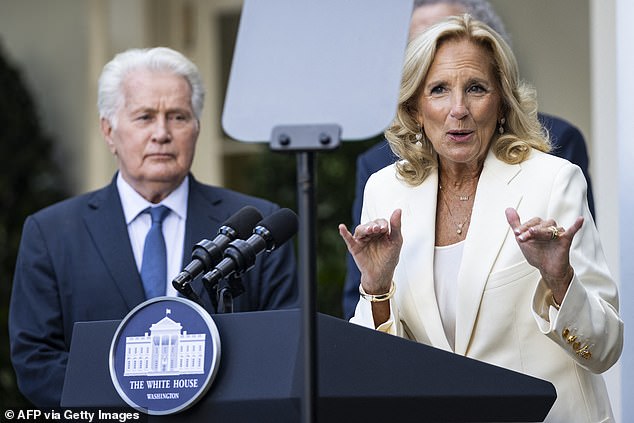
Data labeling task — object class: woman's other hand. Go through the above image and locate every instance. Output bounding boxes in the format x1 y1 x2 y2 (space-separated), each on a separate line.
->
505 207 584 303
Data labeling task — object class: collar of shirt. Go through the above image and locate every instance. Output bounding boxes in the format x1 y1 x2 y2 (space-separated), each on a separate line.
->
117 173 189 223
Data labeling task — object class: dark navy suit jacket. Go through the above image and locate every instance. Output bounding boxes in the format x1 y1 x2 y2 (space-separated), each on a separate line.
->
342 113 595 319
9 175 297 407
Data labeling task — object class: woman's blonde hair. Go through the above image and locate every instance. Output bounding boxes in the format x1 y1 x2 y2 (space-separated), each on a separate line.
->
385 14 550 186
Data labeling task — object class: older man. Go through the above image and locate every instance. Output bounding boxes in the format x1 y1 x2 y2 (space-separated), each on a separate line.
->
9 47 297 407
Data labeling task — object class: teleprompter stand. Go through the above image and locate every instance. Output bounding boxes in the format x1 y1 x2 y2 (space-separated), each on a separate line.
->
270 124 341 423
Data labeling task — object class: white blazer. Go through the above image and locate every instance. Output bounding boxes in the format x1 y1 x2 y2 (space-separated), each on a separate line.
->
351 149 623 423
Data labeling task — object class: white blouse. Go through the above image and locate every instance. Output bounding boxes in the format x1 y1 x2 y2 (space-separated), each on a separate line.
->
433 241 465 351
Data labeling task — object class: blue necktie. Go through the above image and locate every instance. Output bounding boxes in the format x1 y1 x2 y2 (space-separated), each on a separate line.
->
140 205 170 299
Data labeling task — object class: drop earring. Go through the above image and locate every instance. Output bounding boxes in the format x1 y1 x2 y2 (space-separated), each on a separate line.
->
498 117 506 134
415 125 423 145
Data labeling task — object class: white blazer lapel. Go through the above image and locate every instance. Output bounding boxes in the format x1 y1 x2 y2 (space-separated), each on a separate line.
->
399 170 452 351
454 152 522 355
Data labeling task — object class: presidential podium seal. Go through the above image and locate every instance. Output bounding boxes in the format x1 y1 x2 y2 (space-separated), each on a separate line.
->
109 297 221 415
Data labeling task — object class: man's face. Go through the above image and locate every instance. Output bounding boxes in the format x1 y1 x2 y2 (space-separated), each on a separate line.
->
101 69 199 202
409 3 467 39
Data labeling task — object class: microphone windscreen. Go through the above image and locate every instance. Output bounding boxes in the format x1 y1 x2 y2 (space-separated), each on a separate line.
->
257 208 298 246
224 206 263 239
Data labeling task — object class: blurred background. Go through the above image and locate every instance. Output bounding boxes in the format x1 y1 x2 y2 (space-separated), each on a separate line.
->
1 0 631 420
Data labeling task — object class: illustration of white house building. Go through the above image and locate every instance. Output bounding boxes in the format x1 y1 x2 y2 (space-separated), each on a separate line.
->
124 309 206 376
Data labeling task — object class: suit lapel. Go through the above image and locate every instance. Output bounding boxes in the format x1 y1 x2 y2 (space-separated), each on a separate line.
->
83 180 145 310
400 171 453 351
81 176 228 311
454 151 522 355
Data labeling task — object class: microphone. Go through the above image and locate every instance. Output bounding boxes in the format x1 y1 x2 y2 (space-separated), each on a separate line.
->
172 206 263 301
202 208 298 289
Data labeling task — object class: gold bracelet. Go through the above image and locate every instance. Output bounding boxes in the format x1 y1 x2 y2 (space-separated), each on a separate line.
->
359 282 396 302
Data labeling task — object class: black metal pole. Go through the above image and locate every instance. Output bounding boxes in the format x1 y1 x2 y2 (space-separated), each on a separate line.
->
271 125 339 423
297 151 317 423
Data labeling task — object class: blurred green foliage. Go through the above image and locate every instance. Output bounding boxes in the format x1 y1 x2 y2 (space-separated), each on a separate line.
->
0 47 69 408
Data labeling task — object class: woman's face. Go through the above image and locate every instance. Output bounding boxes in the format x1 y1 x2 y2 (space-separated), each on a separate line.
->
416 38 502 167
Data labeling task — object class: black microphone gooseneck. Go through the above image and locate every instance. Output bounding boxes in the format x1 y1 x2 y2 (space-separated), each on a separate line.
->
171 206 263 304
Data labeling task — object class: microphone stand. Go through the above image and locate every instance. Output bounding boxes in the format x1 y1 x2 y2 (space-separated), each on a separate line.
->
202 238 254 313
270 124 341 423
216 275 245 314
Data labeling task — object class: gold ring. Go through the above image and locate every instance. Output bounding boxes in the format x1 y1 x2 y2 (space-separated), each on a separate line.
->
548 225 559 241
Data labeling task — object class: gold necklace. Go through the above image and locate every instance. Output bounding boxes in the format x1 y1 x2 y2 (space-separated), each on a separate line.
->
439 184 474 201
439 189 471 235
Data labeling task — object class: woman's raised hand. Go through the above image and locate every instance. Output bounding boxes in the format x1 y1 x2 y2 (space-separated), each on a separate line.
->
339 209 403 295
